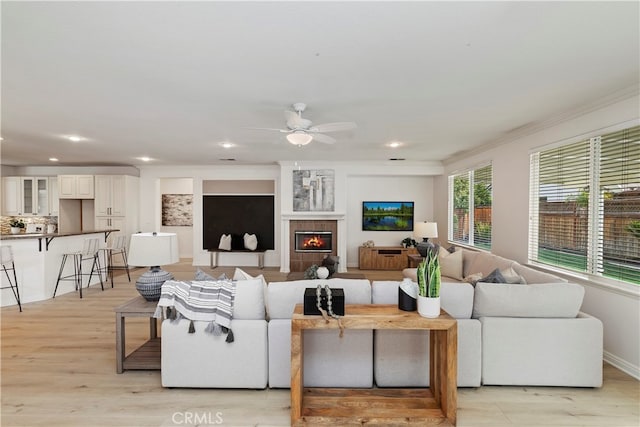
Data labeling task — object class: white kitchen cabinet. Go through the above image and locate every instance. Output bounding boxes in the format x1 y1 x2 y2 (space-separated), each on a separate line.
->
94 175 139 239
2 177 21 216
48 176 59 216
95 175 126 216
22 177 49 216
58 175 94 199
3 176 59 216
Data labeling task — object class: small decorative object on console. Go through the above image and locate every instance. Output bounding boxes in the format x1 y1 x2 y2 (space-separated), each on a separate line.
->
362 240 375 248
316 266 330 279
398 278 418 311
416 246 441 318
304 286 345 316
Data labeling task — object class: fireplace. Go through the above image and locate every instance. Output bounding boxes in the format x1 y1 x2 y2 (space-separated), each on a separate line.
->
295 231 333 253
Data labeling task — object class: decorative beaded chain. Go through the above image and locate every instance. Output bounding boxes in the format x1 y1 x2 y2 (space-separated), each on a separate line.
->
316 284 344 337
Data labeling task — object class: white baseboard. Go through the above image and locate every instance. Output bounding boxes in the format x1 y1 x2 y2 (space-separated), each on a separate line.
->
604 350 640 380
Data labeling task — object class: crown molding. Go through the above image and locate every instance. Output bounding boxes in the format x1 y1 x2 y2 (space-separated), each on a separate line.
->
444 84 640 166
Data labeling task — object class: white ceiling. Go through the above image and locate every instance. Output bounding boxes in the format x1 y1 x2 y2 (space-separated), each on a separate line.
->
1 1 638 167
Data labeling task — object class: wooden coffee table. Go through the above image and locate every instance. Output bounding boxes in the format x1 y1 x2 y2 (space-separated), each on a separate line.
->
290 304 457 426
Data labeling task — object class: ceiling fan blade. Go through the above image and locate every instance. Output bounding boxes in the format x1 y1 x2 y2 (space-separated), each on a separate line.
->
312 133 336 144
246 127 290 133
311 121 357 133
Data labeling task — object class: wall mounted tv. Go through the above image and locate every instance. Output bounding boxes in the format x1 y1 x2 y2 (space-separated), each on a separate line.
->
203 195 275 250
362 201 414 231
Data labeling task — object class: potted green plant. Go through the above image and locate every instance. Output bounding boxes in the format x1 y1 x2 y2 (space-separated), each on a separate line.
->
9 219 25 234
401 237 416 248
416 247 441 318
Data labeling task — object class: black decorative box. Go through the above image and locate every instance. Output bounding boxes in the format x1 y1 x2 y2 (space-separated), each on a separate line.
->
304 288 345 316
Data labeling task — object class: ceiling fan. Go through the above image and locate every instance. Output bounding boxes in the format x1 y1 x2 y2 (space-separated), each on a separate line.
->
253 103 357 146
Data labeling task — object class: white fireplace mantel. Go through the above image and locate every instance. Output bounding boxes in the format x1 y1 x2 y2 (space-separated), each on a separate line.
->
281 212 347 273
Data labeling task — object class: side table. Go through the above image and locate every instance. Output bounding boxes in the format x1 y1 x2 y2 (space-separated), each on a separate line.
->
114 296 161 373
408 253 424 268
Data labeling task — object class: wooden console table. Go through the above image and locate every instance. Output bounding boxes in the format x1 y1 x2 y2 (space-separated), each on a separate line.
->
291 304 457 426
359 246 418 270
114 296 161 373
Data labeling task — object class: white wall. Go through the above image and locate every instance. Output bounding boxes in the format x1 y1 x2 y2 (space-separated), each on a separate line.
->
137 165 281 267
278 161 442 270
433 92 640 379
346 175 434 267
160 178 194 258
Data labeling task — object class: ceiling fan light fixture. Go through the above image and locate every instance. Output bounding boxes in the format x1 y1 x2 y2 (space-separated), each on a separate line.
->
287 132 313 146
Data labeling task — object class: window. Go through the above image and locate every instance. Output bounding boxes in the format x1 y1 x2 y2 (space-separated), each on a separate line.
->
529 125 640 285
448 164 492 249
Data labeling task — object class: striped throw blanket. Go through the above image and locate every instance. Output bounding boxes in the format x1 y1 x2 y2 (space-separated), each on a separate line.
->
154 279 237 343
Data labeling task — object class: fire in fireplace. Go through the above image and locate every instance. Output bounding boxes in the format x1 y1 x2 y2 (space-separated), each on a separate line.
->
295 231 333 253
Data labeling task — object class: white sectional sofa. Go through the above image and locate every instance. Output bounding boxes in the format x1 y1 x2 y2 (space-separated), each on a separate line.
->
266 278 373 388
161 277 268 388
159 248 603 389
372 281 482 387
401 247 604 388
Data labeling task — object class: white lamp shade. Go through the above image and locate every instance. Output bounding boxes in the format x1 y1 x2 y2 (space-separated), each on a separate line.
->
414 221 438 239
128 232 179 267
286 132 313 146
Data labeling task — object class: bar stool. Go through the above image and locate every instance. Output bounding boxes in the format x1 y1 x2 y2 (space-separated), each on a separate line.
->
1 245 22 312
53 238 104 299
99 234 131 287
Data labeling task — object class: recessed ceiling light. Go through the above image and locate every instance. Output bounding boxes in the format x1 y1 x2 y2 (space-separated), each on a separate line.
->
388 141 402 148
220 142 235 149
49 157 59 162
64 135 86 142
138 156 152 162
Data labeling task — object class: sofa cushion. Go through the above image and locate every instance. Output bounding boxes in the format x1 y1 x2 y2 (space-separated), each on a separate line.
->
465 251 516 278
472 282 585 319
232 277 266 320
233 268 268 312
267 279 371 319
371 281 473 319
438 246 463 280
512 263 567 284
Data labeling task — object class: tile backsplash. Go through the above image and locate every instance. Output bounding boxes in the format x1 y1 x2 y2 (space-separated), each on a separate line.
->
1 216 58 235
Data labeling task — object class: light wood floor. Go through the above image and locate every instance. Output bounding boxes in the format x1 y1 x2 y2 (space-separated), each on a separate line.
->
2 260 638 426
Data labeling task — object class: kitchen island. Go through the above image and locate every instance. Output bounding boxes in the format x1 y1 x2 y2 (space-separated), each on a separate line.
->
1 230 118 307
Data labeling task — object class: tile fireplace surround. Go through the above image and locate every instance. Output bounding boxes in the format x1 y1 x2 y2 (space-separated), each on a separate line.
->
280 213 346 273
289 220 337 272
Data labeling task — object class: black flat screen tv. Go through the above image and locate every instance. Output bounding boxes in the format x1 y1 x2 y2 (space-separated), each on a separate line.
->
362 201 414 231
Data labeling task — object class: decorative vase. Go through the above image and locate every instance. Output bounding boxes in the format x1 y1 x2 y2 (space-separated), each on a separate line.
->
417 295 440 318
316 266 330 279
135 268 174 301
10 227 21 234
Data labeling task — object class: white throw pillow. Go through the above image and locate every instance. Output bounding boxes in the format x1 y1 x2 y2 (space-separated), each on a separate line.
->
233 268 268 314
438 245 464 280
243 233 258 251
218 234 231 251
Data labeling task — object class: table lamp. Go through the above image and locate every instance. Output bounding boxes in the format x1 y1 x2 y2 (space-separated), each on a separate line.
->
414 221 438 257
128 232 179 301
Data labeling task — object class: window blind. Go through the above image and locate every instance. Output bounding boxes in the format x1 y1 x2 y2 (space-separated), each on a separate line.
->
449 164 492 250
529 125 640 285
